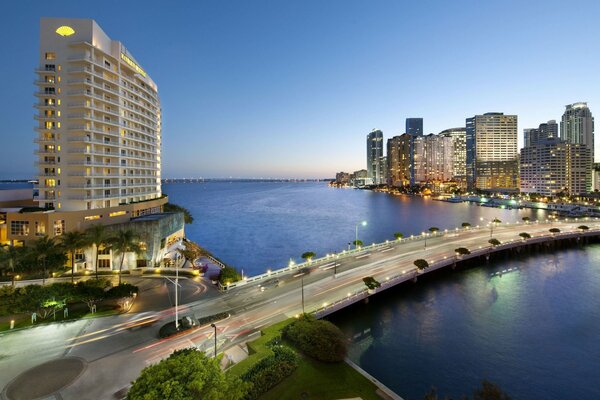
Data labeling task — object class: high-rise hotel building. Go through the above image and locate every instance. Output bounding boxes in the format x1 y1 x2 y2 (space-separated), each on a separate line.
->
466 113 518 192
36 18 161 212
1 18 178 258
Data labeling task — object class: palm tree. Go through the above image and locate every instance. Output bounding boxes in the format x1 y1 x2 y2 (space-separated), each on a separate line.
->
60 231 85 283
85 224 110 280
109 229 143 285
29 236 59 285
0 245 22 287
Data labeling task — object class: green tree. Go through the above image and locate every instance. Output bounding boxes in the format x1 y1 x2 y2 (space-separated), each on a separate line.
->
60 231 85 283
549 228 560 234
414 259 429 271
522 216 530 223
0 245 24 287
429 227 440 234
301 251 316 262
109 230 143 285
127 348 247 400
76 280 110 313
455 247 471 255
519 232 531 240
488 238 501 247
462 222 471 228
394 232 404 240
163 203 194 224
363 276 381 290
492 218 501 224
27 236 66 284
578 225 589 231
352 239 363 247
282 314 347 363
85 224 111 280
218 266 241 285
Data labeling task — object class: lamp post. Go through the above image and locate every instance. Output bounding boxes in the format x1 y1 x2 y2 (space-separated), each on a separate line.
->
210 323 217 358
355 221 367 249
301 275 305 314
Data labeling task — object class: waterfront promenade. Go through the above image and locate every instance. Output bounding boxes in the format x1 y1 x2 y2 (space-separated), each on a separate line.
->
1 218 599 399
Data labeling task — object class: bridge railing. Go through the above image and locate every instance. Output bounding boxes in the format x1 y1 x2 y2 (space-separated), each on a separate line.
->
221 217 599 290
313 226 600 317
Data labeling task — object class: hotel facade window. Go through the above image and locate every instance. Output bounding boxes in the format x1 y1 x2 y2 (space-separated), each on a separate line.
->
11 221 30 236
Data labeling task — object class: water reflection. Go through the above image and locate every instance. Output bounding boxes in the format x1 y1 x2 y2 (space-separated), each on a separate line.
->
330 246 600 400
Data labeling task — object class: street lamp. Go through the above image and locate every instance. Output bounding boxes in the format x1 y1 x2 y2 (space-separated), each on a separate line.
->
301 274 305 314
355 221 367 249
210 323 217 358
480 217 499 238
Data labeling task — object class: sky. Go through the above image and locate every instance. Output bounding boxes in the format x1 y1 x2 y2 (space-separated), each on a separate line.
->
2 0 600 179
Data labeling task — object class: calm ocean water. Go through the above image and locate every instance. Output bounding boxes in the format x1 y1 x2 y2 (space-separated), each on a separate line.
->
163 181 546 275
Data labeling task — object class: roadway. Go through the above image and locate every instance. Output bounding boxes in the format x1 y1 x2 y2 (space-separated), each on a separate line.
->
0 219 598 400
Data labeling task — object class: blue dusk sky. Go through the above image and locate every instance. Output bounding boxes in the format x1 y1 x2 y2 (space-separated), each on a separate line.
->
2 0 600 179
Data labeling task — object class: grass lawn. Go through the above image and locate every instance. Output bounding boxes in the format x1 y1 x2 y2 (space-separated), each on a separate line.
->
228 318 381 400
259 354 380 400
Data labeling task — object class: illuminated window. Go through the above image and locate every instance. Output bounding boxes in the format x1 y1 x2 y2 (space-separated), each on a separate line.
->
45 179 56 187
84 215 101 221
45 52 56 60
35 221 46 236
53 220 65 236
10 221 30 236
109 211 127 217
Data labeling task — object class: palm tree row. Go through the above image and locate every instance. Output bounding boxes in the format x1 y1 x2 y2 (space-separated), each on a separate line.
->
0 224 143 286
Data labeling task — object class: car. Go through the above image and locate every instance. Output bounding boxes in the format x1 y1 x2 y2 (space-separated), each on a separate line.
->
258 278 280 291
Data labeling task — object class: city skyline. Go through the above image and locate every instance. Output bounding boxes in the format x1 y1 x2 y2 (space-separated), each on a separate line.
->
2 0 600 179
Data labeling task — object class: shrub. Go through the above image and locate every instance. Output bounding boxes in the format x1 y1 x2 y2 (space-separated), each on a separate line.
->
414 259 429 270
106 283 138 299
488 238 501 246
241 346 298 400
282 314 347 363
219 266 242 285
455 247 471 255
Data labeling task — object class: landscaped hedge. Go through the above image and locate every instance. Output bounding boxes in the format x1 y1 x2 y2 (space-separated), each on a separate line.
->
282 314 347 363
241 345 299 400
197 311 229 326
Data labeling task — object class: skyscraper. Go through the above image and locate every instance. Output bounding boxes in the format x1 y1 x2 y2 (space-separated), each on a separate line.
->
466 113 518 192
406 118 423 137
440 128 467 187
520 138 591 195
386 134 412 187
560 102 594 161
524 120 558 147
35 18 162 212
366 129 384 185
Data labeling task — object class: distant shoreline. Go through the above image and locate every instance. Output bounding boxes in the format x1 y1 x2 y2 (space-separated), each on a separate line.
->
162 178 333 183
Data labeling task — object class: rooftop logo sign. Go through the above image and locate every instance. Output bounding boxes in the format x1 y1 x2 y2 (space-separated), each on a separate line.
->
120 53 147 78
